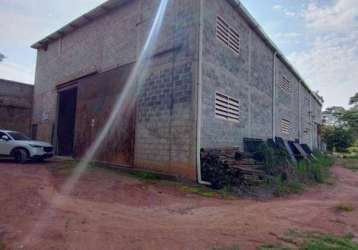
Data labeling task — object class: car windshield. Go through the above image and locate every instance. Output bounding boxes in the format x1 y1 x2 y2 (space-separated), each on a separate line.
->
8 132 31 141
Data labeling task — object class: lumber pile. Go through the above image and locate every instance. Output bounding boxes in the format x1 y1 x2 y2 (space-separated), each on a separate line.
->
201 148 267 189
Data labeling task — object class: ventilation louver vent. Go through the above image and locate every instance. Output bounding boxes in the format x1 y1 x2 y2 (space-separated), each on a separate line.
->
216 16 240 55
280 76 290 92
215 92 240 122
280 119 290 134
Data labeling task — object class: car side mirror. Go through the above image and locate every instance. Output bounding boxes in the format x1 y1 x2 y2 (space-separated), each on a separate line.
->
1 135 9 141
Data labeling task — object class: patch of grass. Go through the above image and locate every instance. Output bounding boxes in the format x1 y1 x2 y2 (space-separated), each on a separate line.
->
273 179 304 197
129 171 162 181
266 152 334 197
180 185 223 198
302 233 358 250
297 153 334 184
180 185 234 199
335 203 355 213
258 231 358 250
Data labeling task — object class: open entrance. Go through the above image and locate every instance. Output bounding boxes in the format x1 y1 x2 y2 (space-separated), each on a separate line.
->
57 87 78 156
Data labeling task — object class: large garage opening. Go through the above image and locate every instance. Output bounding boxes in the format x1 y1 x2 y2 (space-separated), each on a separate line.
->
57 87 78 156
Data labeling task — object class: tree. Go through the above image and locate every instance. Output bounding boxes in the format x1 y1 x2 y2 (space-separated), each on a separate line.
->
323 106 346 116
322 106 346 126
350 92 358 106
321 126 354 152
0 52 5 62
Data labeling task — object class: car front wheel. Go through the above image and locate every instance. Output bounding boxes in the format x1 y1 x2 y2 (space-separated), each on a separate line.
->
13 149 28 164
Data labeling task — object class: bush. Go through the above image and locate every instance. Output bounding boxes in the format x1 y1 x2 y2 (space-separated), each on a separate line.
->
273 178 304 197
321 126 354 152
297 152 333 183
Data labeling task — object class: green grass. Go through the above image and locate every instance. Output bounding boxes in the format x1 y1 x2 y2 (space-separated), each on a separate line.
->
269 152 333 197
180 186 219 198
302 233 358 250
297 153 334 184
180 185 234 199
258 231 358 250
129 171 162 181
335 203 355 213
273 179 304 197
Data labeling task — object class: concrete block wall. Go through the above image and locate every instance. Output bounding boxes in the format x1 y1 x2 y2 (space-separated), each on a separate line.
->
33 0 140 142
200 0 274 150
200 0 322 151
275 58 300 141
0 79 33 136
33 0 199 179
134 0 200 179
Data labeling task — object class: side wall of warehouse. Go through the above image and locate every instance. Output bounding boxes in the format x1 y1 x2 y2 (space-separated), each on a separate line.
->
0 79 33 136
32 0 200 179
200 0 322 151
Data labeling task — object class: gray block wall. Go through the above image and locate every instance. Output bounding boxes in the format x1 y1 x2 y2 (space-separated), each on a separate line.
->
200 0 322 151
32 0 322 181
33 0 140 142
200 0 274 150
275 58 300 141
33 0 199 179
134 0 200 179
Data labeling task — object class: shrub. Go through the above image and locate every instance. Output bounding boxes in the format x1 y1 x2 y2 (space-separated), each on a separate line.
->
297 152 333 183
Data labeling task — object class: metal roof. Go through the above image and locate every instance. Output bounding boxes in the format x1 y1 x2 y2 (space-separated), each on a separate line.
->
31 0 322 105
31 0 130 49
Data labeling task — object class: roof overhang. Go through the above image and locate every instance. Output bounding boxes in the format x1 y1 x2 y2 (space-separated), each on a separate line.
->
31 0 130 50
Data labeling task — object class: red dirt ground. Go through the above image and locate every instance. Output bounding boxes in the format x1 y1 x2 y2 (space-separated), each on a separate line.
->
0 159 357 250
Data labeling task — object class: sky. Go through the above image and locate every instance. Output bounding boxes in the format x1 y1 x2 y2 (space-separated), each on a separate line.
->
0 0 357 109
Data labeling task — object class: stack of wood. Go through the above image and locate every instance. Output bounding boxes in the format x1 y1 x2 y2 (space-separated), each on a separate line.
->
201 148 267 189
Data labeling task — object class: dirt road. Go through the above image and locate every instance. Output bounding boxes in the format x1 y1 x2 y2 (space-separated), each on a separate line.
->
0 160 357 250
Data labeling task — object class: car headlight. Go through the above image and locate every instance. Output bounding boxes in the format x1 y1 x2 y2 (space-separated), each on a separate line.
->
29 144 43 148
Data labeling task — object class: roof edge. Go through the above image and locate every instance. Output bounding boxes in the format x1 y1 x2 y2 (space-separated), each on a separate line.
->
31 0 130 49
0 78 33 86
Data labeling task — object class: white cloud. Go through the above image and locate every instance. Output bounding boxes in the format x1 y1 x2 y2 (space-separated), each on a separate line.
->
0 61 34 84
303 0 358 32
288 0 358 108
272 4 297 17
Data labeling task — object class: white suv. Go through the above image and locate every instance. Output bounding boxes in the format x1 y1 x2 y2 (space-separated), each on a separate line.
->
0 129 54 163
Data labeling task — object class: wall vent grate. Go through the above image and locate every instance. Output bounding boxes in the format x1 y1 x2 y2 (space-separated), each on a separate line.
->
216 16 240 55
280 119 290 134
215 92 240 122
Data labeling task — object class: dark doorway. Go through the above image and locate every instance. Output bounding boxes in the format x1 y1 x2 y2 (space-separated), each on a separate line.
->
57 87 78 156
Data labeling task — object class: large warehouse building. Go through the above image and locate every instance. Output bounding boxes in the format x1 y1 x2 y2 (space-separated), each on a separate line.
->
31 0 322 181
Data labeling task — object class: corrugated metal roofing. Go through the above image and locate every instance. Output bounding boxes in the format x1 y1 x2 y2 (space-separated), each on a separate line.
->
31 0 323 105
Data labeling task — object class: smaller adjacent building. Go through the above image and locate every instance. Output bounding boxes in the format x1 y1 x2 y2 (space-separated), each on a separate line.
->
0 79 34 136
